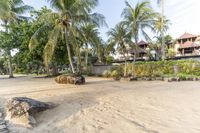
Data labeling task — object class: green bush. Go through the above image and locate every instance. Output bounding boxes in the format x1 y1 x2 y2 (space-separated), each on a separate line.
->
102 70 111 78
113 60 200 78
102 60 200 79
111 70 121 80
177 73 187 80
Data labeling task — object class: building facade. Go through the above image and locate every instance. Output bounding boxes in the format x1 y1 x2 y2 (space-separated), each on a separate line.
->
174 33 200 56
129 40 150 60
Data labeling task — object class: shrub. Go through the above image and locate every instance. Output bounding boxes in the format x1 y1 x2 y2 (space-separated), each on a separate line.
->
111 70 121 80
102 70 111 78
114 60 200 78
177 73 187 80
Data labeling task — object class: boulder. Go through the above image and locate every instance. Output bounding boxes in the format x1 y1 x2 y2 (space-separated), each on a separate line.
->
166 77 180 82
120 76 137 82
6 97 54 127
55 74 85 85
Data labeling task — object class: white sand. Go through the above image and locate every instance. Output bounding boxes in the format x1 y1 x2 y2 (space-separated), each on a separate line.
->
1 76 200 133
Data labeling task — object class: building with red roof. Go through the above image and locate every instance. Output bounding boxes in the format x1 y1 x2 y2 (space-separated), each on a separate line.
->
174 33 200 56
129 40 150 60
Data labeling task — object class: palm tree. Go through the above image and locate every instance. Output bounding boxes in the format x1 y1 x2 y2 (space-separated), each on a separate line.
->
153 15 170 35
0 0 32 78
30 0 105 74
107 22 130 76
79 23 101 72
153 14 170 59
122 0 156 62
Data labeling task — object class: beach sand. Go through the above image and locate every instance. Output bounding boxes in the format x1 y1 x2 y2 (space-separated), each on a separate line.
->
0 76 200 133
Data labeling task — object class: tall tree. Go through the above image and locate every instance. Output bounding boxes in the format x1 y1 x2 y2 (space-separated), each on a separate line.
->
0 0 32 78
79 23 101 72
153 14 170 59
30 0 105 74
107 22 130 76
122 0 156 62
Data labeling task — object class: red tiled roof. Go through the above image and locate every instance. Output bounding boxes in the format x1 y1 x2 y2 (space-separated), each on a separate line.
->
138 40 147 45
179 41 200 49
178 32 197 40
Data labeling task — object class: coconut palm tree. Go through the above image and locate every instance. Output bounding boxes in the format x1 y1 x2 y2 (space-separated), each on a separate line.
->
0 0 32 78
153 14 170 59
122 0 156 62
107 22 131 76
79 23 101 71
30 0 105 74
153 15 170 35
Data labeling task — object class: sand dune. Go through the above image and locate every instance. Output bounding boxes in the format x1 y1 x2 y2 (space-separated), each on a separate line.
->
0 77 200 133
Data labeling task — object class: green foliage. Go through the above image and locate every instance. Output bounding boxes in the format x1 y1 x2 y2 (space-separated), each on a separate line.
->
111 70 121 80
110 65 124 76
109 60 200 78
176 73 187 80
102 70 111 78
105 55 114 65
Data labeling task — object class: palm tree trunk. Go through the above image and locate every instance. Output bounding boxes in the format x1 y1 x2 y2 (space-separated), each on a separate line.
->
132 37 138 76
76 46 82 73
97 45 102 63
7 50 14 78
4 21 14 78
124 56 127 77
85 44 89 73
65 28 75 74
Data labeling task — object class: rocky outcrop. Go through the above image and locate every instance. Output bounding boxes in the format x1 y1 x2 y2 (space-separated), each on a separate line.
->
6 97 54 128
55 74 85 85
0 107 9 133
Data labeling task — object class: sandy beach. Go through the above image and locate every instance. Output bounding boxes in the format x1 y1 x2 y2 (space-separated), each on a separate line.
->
0 76 200 133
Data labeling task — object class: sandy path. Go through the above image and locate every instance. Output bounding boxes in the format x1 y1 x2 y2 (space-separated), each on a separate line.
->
0 77 200 133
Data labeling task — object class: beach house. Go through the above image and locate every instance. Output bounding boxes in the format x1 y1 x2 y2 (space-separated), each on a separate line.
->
174 33 200 56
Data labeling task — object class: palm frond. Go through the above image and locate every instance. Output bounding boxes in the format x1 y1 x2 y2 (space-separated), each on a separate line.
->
43 25 62 66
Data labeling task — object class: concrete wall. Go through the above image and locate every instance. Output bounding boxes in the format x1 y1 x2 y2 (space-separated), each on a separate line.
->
91 65 112 75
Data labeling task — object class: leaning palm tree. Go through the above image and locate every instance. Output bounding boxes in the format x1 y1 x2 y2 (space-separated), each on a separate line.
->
122 0 156 62
0 0 32 78
107 22 131 77
30 0 105 74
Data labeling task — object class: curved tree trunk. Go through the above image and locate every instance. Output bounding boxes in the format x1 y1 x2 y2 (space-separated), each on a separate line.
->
65 28 75 74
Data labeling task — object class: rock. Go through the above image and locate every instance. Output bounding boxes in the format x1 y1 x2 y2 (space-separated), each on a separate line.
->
193 77 199 81
0 124 7 130
120 77 137 82
167 77 180 82
6 97 54 127
55 74 85 85
187 77 193 81
129 77 138 81
155 77 164 81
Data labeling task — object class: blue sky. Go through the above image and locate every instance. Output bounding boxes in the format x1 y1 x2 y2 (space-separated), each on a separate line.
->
23 0 200 41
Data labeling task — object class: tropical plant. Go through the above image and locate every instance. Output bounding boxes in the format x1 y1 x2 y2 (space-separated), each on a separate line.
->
107 22 131 76
29 0 105 75
79 23 102 72
153 14 170 59
122 0 156 62
0 0 32 78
